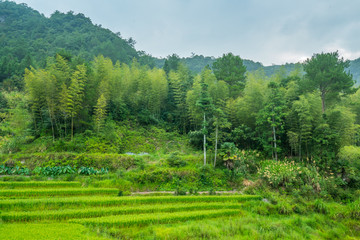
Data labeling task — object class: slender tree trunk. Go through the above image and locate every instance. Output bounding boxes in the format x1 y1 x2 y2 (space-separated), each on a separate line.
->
71 115 74 141
272 115 278 161
203 112 206 165
48 106 55 142
64 116 67 139
321 92 326 113
214 121 218 167
299 135 302 161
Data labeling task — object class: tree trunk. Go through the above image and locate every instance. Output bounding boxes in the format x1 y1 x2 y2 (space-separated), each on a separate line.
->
71 115 74 141
203 112 206 165
321 92 326 113
48 106 55 142
272 115 278 161
64 116 67 139
299 135 302 161
214 121 218 167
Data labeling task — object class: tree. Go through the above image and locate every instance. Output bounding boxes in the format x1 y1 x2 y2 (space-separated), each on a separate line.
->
94 94 107 133
303 51 354 113
168 64 192 133
163 54 181 75
196 76 213 165
212 53 247 98
256 82 286 160
66 64 86 140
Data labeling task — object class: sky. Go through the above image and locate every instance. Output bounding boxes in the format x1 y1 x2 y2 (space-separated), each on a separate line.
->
12 0 360 66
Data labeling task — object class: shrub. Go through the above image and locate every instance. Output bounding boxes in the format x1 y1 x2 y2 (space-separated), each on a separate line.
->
0 165 31 176
166 152 187 168
259 160 321 193
313 199 329 214
346 198 360 219
174 187 187 196
219 143 262 176
2 153 137 171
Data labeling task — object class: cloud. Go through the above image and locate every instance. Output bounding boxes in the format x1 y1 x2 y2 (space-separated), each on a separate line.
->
13 0 360 64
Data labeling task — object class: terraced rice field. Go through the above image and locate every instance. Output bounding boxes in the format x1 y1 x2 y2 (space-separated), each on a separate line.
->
0 181 261 239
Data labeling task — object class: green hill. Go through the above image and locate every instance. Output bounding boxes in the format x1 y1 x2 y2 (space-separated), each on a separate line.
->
0 1 145 83
2 1 359 85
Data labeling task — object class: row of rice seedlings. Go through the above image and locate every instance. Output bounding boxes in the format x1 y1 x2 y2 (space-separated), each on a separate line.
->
0 195 261 211
70 209 242 227
0 181 81 189
0 188 119 198
1 202 243 222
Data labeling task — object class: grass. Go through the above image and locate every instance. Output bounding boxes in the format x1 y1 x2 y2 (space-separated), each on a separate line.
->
0 181 81 189
70 209 242 227
0 223 109 240
0 194 260 211
0 180 358 240
1 202 243 222
0 188 119 198
104 213 359 240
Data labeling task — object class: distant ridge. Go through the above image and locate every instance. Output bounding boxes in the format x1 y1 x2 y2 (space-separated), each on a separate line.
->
1 1 359 84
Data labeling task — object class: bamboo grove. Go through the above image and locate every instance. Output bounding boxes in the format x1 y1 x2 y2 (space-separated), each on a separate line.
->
1 51 359 165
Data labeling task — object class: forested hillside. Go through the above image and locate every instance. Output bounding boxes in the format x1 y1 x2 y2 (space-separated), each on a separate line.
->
156 55 360 84
0 1 154 85
1 2 360 239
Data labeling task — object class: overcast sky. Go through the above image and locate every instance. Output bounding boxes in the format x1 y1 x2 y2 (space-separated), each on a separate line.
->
12 0 360 65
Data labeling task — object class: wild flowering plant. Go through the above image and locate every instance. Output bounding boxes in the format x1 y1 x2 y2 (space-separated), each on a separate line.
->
259 160 320 190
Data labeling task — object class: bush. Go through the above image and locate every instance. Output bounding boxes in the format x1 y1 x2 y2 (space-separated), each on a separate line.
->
259 160 321 194
174 187 187 196
0 165 31 176
2 153 137 171
313 199 329 214
338 146 360 170
218 143 262 176
346 198 360 219
166 152 187 168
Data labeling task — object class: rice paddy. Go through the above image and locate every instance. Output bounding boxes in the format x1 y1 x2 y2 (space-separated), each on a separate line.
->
0 181 258 239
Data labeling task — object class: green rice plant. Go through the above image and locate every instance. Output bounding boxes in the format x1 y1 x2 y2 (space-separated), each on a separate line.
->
1 202 242 222
0 181 81 189
0 223 108 240
0 195 261 211
0 188 118 198
70 209 241 227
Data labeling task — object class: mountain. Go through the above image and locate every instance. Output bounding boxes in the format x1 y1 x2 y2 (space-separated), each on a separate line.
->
1 1 359 85
0 1 147 83
154 55 301 77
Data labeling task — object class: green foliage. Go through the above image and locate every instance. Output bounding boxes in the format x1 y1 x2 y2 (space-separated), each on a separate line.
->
1 202 243 222
0 165 31 175
219 143 262 176
303 51 354 112
166 152 187 168
0 195 261 211
313 199 329 214
71 209 241 227
0 188 118 198
0 181 81 189
77 166 108 175
2 152 137 171
212 53 247 98
259 160 321 193
345 198 360 219
0 223 107 240
0 1 139 84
